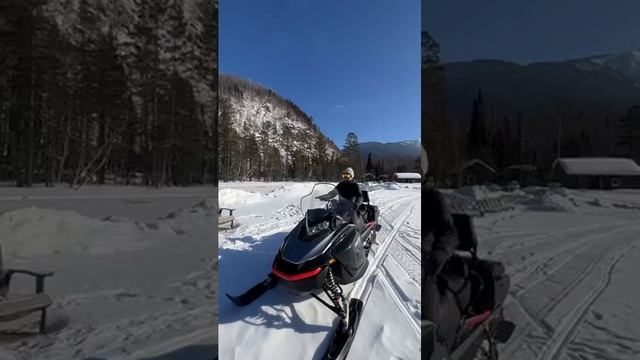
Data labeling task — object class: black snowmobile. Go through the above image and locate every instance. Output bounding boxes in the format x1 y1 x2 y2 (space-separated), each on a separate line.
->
226 183 382 359
424 212 515 360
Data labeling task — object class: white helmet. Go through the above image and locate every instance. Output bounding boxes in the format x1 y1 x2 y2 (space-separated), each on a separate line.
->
341 167 355 180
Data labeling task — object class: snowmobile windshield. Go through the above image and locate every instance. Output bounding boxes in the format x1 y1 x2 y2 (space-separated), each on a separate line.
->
299 183 354 221
300 183 353 235
303 197 353 236
326 197 354 222
300 183 338 214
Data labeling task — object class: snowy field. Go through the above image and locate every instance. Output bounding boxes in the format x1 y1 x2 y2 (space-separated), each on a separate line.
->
0 186 217 360
448 186 640 360
218 181 421 359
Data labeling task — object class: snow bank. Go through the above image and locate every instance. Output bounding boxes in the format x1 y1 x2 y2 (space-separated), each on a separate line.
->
455 185 505 200
383 182 402 190
264 183 316 199
0 200 214 260
0 207 154 258
219 188 269 207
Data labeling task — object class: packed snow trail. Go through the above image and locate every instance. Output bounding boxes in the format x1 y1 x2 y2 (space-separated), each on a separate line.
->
218 182 421 360
349 199 421 360
451 186 640 360
0 186 217 360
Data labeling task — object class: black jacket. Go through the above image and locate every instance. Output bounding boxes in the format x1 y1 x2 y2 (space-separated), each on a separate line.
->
336 180 363 205
422 187 458 279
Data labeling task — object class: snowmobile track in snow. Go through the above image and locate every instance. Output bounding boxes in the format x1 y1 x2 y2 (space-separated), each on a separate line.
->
488 217 636 258
502 223 640 359
508 220 640 286
350 199 421 341
377 268 421 336
511 224 640 294
350 198 416 301
536 243 636 360
377 202 421 335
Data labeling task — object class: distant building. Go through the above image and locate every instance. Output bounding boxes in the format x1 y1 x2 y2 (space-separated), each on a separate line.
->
551 157 640 189
460 159 497 185
504 164 538 187
392 172 421 183
362 173 377 182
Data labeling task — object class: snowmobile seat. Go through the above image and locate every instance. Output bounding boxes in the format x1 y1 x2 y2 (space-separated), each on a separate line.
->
361 190 370 203
358 204 379 224
0 247 54 334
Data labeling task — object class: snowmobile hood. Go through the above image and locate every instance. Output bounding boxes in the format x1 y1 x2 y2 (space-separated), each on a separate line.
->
280 221 337 264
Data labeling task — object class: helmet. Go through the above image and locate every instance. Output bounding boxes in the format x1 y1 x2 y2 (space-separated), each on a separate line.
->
341 167 355 180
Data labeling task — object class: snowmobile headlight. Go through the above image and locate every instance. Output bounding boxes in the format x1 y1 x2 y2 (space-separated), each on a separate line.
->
308 220 330 235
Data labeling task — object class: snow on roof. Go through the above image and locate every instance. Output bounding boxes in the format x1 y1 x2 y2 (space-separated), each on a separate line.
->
393 172 422 179
462 159 496 173
552 157 640 176
506 164 537 171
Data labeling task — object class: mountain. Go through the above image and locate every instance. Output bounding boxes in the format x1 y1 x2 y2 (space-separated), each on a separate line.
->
574 50 640 80
443 50 640 122
218 74 341 181
219 74 339 157
359 140 421 160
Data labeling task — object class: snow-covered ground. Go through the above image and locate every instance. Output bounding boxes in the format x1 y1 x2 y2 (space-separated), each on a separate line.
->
218 181 421 359
447 186 640 360
0 186 217 360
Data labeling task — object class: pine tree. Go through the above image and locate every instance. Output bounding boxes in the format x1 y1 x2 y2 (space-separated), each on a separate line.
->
366 152 373 175
616 105 640 162
491 129 506 171
502 116 512 166
423 31 457 184
515 111 523 164
343 132 363 177
467 90 487 160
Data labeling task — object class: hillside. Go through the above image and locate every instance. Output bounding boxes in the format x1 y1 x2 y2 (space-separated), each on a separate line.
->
443 51 640 122
359 140 421 160
219 74 340 181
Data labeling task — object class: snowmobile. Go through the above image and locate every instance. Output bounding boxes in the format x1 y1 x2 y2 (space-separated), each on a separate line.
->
423 212 515 360
226 183 382 359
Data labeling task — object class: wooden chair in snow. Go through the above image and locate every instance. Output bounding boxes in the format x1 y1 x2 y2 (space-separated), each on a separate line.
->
0 246 54 334
218 208 235 229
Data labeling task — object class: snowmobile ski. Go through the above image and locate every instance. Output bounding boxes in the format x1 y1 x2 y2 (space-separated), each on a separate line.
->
321 298 364 360
225 274 278 307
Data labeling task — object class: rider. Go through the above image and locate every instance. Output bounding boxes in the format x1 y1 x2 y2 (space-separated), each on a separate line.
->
422 147 461 354
316 167 365 231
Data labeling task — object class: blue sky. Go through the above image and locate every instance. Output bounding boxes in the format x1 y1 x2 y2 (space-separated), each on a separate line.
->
423 0 640 64
220 0 420 146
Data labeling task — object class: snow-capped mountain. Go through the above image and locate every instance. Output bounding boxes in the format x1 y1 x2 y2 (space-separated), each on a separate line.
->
359 140 421 160
219 74 339 159
443 50 640 122
574 50 640 80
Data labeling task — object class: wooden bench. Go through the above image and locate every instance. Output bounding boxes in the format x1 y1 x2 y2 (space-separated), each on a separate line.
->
218 207 235 229
0 246 53 334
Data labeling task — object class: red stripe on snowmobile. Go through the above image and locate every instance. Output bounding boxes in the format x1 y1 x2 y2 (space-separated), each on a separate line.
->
465 310 492 327
272 266 322 281
365 221 377 227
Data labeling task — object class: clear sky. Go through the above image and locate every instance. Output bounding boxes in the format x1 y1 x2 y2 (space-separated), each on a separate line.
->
220 0 420 146
423 0 640 64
